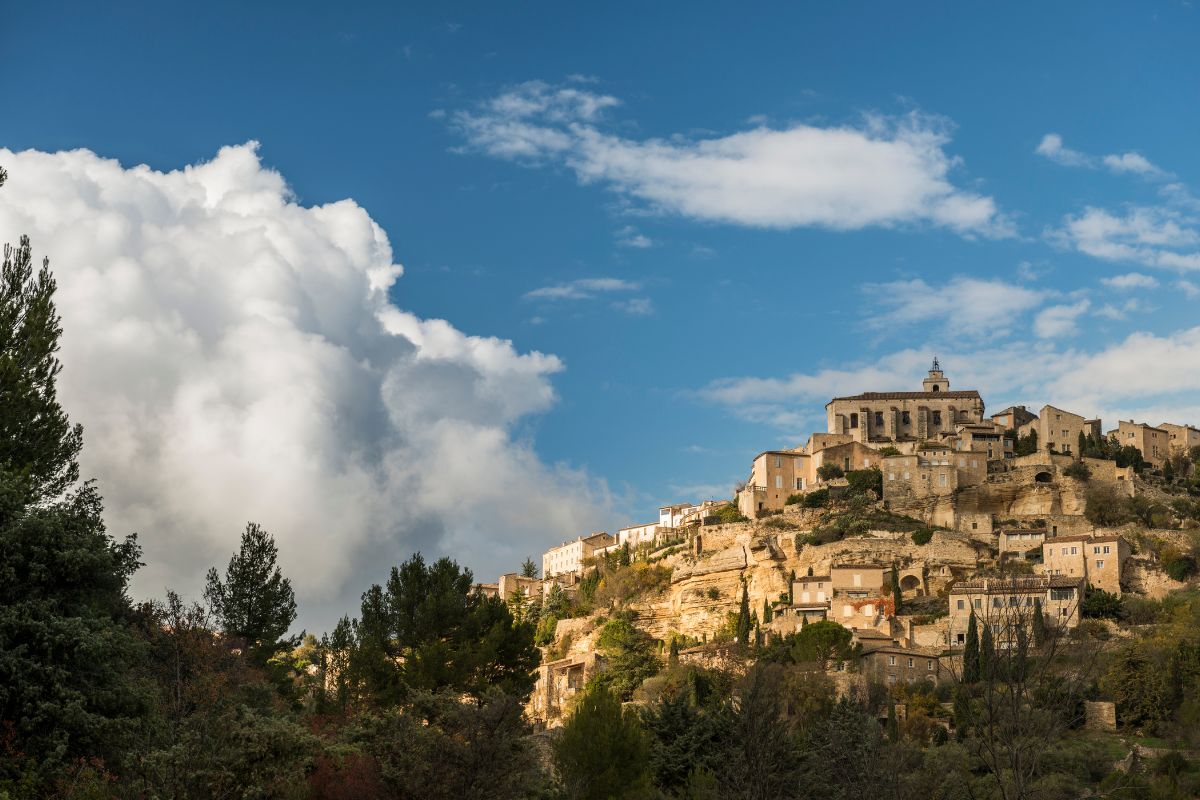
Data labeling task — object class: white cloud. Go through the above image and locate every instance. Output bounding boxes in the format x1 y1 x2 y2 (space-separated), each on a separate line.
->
1177 280 1200 299
1101 272 1159 290
1035 133 1092 167
1052 206 1200 271
615 225 653 248
0 143 613 630
1034 300 1091 338
452 81 1012 237
864 276 1048 337
524 276 640 300
1035 132 1169 179
613 297 654 316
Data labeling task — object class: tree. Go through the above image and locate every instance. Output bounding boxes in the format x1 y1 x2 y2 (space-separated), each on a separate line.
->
641 691 729 794
1032 598 1046 647
891 563 902 613
1082 585 1124 619
736 580 751 645
762 597 773 624
886 701 899 742
520 557 538 578
554 685 654 800
592 614 661 700
817 463 845 481
963 610 980 682
0 214 147 790
0 233 84 502
205 522 298 660
980 622 994 680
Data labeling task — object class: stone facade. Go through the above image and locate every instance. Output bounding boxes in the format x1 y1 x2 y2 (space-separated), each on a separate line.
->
997 529 1046 557
542 531 615 578
1113 420 1170 467
1033 404 1098 457
992 405 1037 431
858 643 944 686
826 362 985 445
1042 534 1130 594
618 522 660 547
948 575 1084 646
1159 422 1200 455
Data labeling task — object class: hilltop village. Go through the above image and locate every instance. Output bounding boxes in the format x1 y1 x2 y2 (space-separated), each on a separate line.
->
474 360 1200 726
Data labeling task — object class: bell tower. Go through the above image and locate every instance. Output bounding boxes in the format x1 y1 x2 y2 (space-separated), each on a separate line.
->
922 357 948 393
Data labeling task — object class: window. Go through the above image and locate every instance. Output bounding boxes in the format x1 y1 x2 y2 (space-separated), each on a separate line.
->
1103 545 1111 554
939 473 948 486
1071 547 1078 555
775 475 783 489
973 599 982 609
888 655 896 666
903 471 911 479
1050 587 1075 601
796 478 805 490
992 597 1002 608
844 457 851 470
902 411 911 425
864 604 874 616
1093 546 1100 554
932 411 942 425
849 413 859 429
1096 560 1105 569
957 633 965 644
888 472 896 481
907 658 914 668
928 660 935 670
956 599 964 610
875 411 884 427
774 455 782 468
853 574 862 587
842 605 852 617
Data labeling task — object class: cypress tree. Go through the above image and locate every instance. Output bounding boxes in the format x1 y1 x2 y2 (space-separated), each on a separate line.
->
1032 598 1046 647
762 597 773 623
980 622 994 680
668 637 679 666
890 563 902 613
736 581 751 645
887 702 899 742
963 610 980 682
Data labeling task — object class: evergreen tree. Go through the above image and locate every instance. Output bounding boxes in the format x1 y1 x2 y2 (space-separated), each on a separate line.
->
619 541 632 567
668 637 679 666
554 685 653 800
1032 598 1046 647
204 522 298 660
886 701 899 742
736 580 751 645
980 622 994 680
762 597 773 623
0 212 146 788
520 556 538 578
963 610 980 682
890 563 902 613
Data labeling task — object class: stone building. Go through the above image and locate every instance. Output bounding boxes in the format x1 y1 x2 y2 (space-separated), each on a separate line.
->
948 575 1084 645
738 449 809 518
1159 422 1200 455
1112 420 1170 468
825 360 985 444
497 572 541 600
997 529 1046 558
617 522 660 548
1042 534 1130 595
882 444 986 504
857 640 944 686
542 532 615 578
1030 404 1099 457
991 405 1037 432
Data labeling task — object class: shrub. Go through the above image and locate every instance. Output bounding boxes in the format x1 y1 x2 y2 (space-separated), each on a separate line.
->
1085 485 1135 527
878 446 902 457
712 503 749 524
1063 461 1092 481
763 516 798 530
534 614 559 646
1163 551 1198 582
705 587 720 601
816 464 844 481
801 488 829 508
1081 585 1123 619
846 467 883 498
911 528 934 545
785 493 803 505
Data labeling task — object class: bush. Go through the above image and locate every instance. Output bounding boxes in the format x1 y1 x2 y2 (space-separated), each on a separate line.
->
1163 552 1198 582
713 503 749 524
1085 485 1134 527
801 488 829 508
1081 585 1123 619
705 587 720 601
816 464 844 481
878 446 902 457
911 528 934 545
785 493 803 505
846 467 883 498
763 516 799 530
1063 461 1092 481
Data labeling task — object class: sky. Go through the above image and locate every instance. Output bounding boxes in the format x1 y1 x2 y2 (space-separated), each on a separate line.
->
2 1 1199 632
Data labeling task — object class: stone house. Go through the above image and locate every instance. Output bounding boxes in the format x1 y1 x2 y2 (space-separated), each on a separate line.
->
991 405 1038 432
738 449 809 518
829 564 895 628
497 572 541 600
542 532 615 578
1041 534 1130 595
942 422 1009 460
1031 404 1098 457
618 522 660 548
997 529 1046 558
825 360 985 445
1112 420 1170 468
948 575 1084 645
1159 422 1200 456
857 641 944 686
530 651 604 724
882 443 986 504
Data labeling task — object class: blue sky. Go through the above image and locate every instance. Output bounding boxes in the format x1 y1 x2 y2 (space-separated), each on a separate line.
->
3 1 1200 625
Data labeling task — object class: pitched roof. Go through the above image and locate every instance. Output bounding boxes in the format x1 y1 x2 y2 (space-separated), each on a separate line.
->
827 390 982 405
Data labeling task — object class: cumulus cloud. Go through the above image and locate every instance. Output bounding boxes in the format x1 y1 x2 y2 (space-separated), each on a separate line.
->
1101 272 1159 290
1034 300 1091 338
615 225 653 248
863 276 1048 338
0 143 612 630
1051 206 1200 272
451 81 1012 237
1035 132 1169 179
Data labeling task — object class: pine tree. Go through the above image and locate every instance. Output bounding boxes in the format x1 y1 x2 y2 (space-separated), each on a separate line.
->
554 684 653 800
520 556 538 578
963 610 980 682
204 522 299 660
736 581 751 645
980 622 994 680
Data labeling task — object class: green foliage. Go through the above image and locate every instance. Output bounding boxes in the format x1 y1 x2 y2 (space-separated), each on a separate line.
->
640 690 730 794
846 466 883 498
911 527 934 545
1011 427 1038 456
712 502 748 524
878 446 902 457
1085 484 1136 526
554 684 654 800
1063 460 1092 480
1163 551 1198 581
963 611 980 682
736 581 752 646
705 586 720 601
204 521 299 661
759 619 853 665
0 234 84 501
1082 584 1124 619
592 614 662 700
520 556 538 578
817 463 844 481
762 597 774 623
891 563 902 612
534 614 558 646
801 487 830 508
